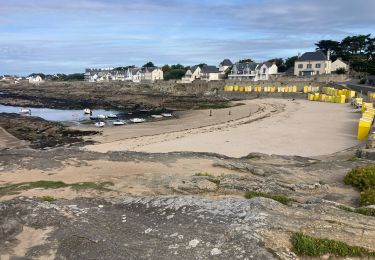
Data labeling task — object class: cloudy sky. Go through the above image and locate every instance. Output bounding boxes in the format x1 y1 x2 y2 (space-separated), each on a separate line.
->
0 0 374 75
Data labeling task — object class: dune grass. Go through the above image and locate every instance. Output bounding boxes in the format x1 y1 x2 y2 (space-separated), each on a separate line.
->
291 232 375 257
244 191 292 205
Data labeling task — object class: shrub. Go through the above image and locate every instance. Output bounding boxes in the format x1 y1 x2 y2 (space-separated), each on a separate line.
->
245 191 292 205
344 165 375 206
291 232 375 257
40 195 56 202
338 205 375 217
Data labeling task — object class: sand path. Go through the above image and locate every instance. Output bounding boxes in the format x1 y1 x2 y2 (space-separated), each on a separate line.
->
85 99 360 157
0 126 27 149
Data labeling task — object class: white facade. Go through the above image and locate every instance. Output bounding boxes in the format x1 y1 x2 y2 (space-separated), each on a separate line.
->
143 68 163 82
28 75 44 84
331 58 349 72
180 66 201 83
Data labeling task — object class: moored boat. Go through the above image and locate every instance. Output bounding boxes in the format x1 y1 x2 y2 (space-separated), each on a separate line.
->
97 114 106 119
107 113 118 119
161 113 173 117
129 118 146 123
113 120 125 126
83 108 91 114
94 122 105 127
19 108 31 115
151 115 163 119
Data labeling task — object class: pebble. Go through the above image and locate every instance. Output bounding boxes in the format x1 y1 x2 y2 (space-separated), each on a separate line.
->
188 239 200 248
211 248 222 256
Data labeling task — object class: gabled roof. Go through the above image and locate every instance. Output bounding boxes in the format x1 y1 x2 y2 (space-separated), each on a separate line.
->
258 62 273 68
234 62 258 72
189 65 200 73
201 65 219 73
297 51 327 61
220 59 233 66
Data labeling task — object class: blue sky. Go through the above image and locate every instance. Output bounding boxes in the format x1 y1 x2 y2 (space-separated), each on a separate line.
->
0 0 374 75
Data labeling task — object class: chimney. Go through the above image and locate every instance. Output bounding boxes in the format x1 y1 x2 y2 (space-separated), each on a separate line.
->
327 49 331 61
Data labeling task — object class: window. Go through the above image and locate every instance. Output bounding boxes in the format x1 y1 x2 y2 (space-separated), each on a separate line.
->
298 64 303 69
307 64 312 69
263 68 266 74
316 70 320 75
315 63 321 68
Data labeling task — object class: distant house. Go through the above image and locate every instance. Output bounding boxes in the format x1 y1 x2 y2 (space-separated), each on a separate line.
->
131 68 142 83
143 67 163 82
256 62 278 80
28 75 44 84
200 65 220 81
228 61 278 81
2 75 14 81
180 65 201 83
331 58 349 73
84 68 115 82
219 59 233 72
294 51 331 76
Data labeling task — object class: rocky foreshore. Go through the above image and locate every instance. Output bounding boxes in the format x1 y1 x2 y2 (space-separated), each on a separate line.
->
0 113 98 149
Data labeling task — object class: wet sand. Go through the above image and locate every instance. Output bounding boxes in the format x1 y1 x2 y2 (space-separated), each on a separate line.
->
85 99 360 157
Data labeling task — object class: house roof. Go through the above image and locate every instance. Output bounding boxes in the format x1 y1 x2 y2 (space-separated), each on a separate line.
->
234 62 258 72
189 65 199 73
220 59 233 66
258 62 273 68
297 51 327 61
201 65 219 73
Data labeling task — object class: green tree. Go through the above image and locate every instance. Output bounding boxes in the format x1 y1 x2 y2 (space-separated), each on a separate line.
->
238 59 253 63
315 40 341 58
142 62 155 68
285 56 298 70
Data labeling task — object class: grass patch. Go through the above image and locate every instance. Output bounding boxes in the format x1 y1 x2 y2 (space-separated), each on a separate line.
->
40 195 56 202
207 178 220 186
0 180 114 197
194 172 214 177
245 191 292 205
291 232 375 257
344 165 375 206
338 205 375 217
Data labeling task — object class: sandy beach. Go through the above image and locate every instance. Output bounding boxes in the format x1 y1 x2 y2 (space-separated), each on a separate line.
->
85 99 360 157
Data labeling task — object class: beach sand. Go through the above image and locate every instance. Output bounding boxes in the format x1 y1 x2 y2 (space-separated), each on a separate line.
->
85 99 361 157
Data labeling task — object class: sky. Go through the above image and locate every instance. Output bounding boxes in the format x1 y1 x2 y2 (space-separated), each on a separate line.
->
0 0 374 75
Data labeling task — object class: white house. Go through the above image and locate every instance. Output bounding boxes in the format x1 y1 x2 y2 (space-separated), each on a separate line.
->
180 65 201 83
331 58 349 73
131 68 142 83
28 75 44 84
143 67 163 82
294 51 331 76
255 62 278 81
200 65 220 81
219 59 233 72
228 61 278 81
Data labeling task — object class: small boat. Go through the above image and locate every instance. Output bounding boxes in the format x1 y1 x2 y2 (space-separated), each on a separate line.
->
19 108 31 114
89 116 98 120
151 115 163 119
113 120 125 126
130 118 146 123
97 114 106 119
83 108 91 114
107 113 118 119
94 122 105 127
161 113 173 117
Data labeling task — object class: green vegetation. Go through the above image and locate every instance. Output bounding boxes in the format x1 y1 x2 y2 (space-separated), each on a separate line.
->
338 205 375 217
315 34 375 75
40 195 56 202
244 191 292 205
0 180 114 197
142 61 155 68
162 64 187 80
194 172 214 177
207 178 220 186
344 165 375 206
291 232 375 257
335 68 347 74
